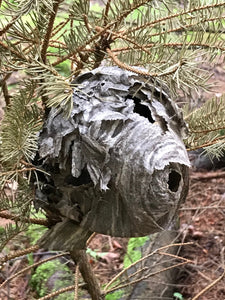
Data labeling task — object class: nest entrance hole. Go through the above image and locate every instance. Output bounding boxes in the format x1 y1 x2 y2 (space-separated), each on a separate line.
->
168 170 181 192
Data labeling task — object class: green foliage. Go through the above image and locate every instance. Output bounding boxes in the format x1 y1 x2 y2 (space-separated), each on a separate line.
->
30 260 73 298
173 292 184 300
184 96 225 156
105 289 125 300
123 236 149 268
0 82 41 165
55 292 74 300
86 247 108 261
26 223 47 245
0 222 28 252
0 179 33 252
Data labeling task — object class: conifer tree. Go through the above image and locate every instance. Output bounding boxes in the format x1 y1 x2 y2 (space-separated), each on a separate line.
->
0 0 225 298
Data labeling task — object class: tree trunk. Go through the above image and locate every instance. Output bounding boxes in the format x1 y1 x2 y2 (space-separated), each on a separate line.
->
125 226 180 299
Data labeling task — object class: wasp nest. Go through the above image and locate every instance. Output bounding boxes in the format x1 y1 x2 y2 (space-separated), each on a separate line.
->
35 66 190 251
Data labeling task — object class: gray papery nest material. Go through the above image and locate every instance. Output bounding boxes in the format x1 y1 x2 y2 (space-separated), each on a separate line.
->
35 66 190 251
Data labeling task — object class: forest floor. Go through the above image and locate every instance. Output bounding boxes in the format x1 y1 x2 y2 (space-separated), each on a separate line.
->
179 170 225 300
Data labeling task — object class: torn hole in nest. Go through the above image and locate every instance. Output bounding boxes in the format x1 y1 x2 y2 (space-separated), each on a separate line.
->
168 170 181 192
126 95 155 123
133 98 155 123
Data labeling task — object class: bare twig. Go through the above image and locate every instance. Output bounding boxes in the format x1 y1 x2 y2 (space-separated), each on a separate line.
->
1 80 11 106
187 136 225 152
105 261 191 295
74 265 79 300
0 252 69 290
83 14 91 33
0 15 19 36
104 242 193 291
106 48 150 76
86 232 97 245
0 40 26 61
0 211 50 226
103 0 112 26
190 171 225 180
51 18 70 38
70 249 103 300
192 269 225 300
0 245 39 265
38 285 75 300
107 47 185 77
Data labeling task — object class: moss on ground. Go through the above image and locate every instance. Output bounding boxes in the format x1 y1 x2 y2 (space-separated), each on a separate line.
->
30 259 73 298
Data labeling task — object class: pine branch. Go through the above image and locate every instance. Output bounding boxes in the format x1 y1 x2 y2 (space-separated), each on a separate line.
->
0 15 19 36
0 211 50 226
107 48 150 75
0 251 69 289
184 96 225 155
0 245 39 265
1 80 11 106
0 221 29 252
103 0 112 26
126 2 225 35
51 18 70 38
41 0 62 63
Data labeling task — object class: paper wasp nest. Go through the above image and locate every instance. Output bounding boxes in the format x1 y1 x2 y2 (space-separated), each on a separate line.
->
35 66 190 250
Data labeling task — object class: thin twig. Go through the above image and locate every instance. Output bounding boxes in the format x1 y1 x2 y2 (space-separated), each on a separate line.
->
106 48 150 76
190 171 225 180
104 242 193 291
111 42 225 53
103 0 112 26
0 252 69 290
105 261 190 295
180 206 225 211
1 80 11 106
107 47 185 77
147 15 225 40
0 211 50 226
74 265 79 300
51 18 70 38
86 233 97 246
0 15 19 36
127 2 225 34
187 136 225 152
83 14 91 33
192 269 225 300
0 245 39 265
1 167 37 176
38 285 75 300
0 40 26 61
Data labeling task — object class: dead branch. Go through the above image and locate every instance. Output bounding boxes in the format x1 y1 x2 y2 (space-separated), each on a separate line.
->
0 211 50 226
190 171 225 180
70 249 103 300
0 252 69 290
192 269 225 300
0 245 39 265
